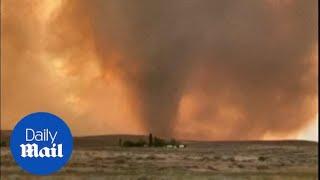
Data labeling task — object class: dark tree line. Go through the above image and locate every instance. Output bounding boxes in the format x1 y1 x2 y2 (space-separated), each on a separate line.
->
119 133 179 147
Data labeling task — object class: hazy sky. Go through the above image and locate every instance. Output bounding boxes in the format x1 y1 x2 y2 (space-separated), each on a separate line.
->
298 115 318 141
1 0 318 141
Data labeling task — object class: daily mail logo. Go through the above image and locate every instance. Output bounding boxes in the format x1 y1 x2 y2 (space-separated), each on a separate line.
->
10 112 73 175
20 128 63 158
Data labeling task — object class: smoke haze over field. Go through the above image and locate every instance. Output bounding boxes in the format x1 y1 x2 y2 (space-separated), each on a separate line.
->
1 0 318 140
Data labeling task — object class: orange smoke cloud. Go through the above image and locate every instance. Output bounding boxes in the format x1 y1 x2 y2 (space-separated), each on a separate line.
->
1 0 318 140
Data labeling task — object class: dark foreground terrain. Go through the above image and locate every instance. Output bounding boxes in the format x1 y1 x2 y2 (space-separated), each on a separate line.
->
0 133 318 180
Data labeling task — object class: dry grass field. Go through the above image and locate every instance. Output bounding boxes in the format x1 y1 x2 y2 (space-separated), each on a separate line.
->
0 135 318 180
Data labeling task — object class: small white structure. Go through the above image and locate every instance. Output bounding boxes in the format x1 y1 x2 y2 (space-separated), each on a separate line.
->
166 144 186 149
166 145 173 148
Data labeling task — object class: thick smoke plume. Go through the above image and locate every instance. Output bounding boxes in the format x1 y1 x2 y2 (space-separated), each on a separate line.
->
1 0 318 140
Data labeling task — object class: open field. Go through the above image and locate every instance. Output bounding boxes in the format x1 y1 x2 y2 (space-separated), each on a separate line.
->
0 134 318 180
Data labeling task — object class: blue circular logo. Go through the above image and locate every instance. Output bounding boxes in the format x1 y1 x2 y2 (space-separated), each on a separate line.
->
10 112 73 175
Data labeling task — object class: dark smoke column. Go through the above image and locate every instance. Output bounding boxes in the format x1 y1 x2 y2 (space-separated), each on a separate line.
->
64 0 318 139
86 0 194 137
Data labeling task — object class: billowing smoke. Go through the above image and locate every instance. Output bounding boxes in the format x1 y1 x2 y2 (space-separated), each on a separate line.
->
1 0 318 140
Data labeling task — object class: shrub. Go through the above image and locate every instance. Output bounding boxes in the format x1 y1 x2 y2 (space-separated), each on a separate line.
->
258 156 268 161
153 137 166 147
169 138 178 145
0 141 7 147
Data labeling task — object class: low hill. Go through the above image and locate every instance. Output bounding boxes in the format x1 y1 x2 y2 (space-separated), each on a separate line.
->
0 130 149 148
0 130 317 149
73 134 148 148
